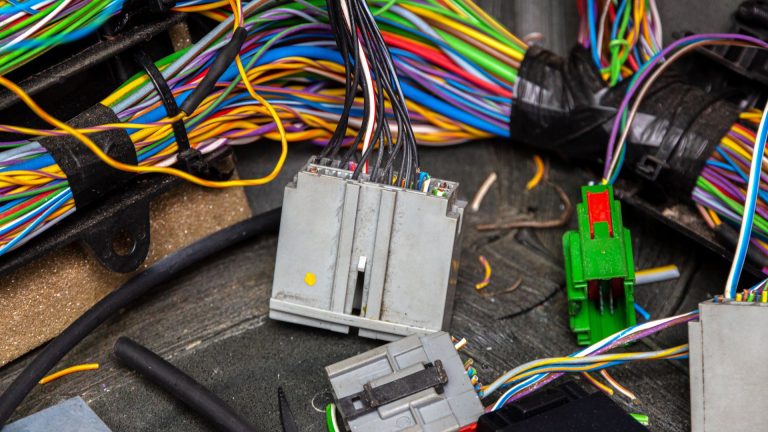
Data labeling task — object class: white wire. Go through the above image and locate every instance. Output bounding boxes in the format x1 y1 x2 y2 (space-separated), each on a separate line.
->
0 0 55 39
596 0 611 61
725 99 768 298
2 0 73 51
339 0 376 173
330 403 340 432
648 0 663 49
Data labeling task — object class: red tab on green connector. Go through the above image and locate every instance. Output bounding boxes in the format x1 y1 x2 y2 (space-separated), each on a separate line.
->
586 190 613 238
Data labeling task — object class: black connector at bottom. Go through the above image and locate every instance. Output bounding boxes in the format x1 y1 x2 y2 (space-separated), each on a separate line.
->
477 382 648 432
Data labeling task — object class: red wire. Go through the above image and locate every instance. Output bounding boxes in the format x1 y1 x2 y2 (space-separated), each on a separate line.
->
460 423 478 432
0 189 55 220
382 32 513 99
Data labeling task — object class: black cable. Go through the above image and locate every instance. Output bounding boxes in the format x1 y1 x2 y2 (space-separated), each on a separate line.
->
0 207 281 429
113 337 258 432
180 26 249 115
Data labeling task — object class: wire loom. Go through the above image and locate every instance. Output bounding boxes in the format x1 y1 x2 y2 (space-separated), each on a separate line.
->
511 45 740 198
36 104 137 210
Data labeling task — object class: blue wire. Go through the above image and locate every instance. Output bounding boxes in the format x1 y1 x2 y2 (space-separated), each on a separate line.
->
634 303 651 321
587 0 601 67
0 190 72 255
714 147 768 204
610 0 628 41
726 103 768 298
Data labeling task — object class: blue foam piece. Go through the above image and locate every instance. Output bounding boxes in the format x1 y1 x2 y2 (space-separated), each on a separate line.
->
5 397 111 432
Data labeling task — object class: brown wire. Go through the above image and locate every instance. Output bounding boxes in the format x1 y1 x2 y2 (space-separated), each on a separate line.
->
476 182 573 231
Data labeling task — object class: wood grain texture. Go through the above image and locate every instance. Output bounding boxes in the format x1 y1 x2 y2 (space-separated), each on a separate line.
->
0 141 719 432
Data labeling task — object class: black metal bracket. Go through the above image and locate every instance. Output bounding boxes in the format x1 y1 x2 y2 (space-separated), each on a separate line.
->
0 13 186 113
0 149 236 276
337 360 449 420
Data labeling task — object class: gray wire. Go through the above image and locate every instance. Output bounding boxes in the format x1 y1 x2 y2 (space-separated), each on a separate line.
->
112 0 270 114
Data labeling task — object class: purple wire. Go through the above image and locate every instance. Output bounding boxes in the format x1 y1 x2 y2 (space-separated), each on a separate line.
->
503 313 699 404
603 33 768 179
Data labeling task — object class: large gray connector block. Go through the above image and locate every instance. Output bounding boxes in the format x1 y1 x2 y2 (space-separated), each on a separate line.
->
326 332 483 432
689 299 768 432
270 158 466 341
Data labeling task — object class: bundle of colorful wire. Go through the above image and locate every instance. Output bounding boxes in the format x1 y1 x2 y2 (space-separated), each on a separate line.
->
694 110 768 272
577 0 662 85
481 310 698 410
0 0 232 75
0 0 526 257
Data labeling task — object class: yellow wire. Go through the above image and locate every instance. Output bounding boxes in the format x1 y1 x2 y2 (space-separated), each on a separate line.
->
462 0 527 49
526 154 545 190
708 209 722 226
496 344 688 386
600 369 637 400
635 264 679 278
0 76 285 189
475 255 491 290
39 363 99 385
401 4 525 62
582 372 614 395
173 0 229 12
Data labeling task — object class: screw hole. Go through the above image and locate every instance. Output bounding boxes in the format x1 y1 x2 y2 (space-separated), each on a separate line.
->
112 229 136 257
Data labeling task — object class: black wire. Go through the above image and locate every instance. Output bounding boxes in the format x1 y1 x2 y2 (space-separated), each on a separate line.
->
325 0 419 186
0 208 281 429
114 337 259 432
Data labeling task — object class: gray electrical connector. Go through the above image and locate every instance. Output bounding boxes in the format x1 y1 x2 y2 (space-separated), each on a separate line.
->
689 299 768 432
326 332 483 432
270 157 466 341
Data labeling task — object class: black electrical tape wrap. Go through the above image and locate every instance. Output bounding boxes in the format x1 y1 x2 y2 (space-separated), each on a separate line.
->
180 27 248 115
510 45 613 158
0 207 282 429
603 74 741 197
132 49 202 173
37 103 136 208
114 337 259 432
511 45 740 198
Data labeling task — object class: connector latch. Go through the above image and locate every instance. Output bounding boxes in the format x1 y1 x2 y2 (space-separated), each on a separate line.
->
563 185 636 345
326 332 483 431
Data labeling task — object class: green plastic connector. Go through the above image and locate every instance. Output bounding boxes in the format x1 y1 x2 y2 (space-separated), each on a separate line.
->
563 185 635 346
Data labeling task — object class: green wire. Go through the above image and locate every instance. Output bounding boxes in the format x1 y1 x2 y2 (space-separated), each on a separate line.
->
0 187 67 226
0 0 112 73
630 413 649 426
608 0 633 85
373 0 398 16
107 48 190 108
0 0 66 42
698 177 768 234
325 404 337 432
0 182 68 203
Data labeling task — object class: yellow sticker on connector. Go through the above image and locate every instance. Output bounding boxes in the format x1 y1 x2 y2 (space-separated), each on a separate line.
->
304 272 317 287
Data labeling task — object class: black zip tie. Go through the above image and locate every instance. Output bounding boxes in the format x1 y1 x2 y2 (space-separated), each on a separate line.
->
132 48 205 175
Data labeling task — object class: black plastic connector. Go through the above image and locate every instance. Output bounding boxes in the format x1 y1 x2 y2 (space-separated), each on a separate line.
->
477 382 648 432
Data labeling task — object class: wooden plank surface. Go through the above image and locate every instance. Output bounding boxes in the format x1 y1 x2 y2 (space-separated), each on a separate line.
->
0 140 726 431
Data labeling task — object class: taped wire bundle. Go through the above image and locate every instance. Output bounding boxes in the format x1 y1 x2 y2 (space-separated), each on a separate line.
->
0 0 228 75
0 0 527 258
